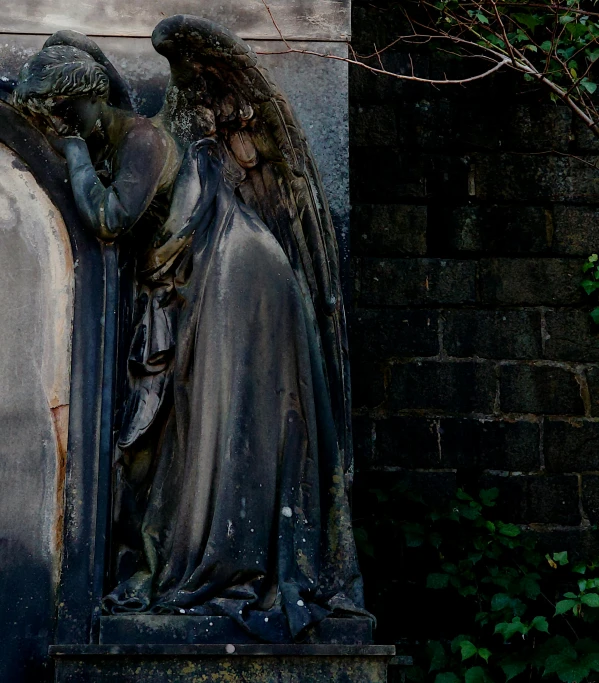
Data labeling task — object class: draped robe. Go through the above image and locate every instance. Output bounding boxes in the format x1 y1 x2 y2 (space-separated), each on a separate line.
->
99 136 367 642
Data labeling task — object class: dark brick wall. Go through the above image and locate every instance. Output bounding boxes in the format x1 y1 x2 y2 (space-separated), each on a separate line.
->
349 3 599 541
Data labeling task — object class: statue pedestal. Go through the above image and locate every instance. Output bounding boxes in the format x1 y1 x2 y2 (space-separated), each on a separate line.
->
50 644 397 682
99 615 374 645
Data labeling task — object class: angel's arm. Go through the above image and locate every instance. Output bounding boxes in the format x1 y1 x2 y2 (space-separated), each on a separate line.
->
61 122 166 242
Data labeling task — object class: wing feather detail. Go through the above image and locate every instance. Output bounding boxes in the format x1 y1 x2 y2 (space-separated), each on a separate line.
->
152 14 351 470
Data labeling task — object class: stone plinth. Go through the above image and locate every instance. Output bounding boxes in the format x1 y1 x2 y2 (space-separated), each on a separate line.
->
99 615 374 646
51 644 396 683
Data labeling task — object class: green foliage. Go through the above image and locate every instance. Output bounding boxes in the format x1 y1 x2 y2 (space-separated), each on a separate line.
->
581 254 599 323
401 0 599 134
355 486 599 683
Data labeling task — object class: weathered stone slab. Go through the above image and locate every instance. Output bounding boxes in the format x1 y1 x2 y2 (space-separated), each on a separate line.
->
100 615 373 645
51 644 395 682
0 141 74 681
0 0 350 40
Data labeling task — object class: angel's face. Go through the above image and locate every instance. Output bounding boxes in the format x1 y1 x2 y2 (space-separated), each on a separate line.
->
44 95 102 139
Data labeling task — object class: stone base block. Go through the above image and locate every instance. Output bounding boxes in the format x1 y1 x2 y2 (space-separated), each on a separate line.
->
99 615 373 645
50 644 396 682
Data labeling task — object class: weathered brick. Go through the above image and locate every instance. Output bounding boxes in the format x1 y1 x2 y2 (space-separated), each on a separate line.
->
502 105 572 153
444 309 542 360
352 416 374 470
389 361 496 413
374 417 440 468
582 475 599 525
431 205 552 254
354 470 457 513
479 258 583 306
583 367 599 418
473 154 599 203
441 418 540 470
480 473 581 525
545 419 599 472
350 148 425 202
350 309 439 361
396 98 459 151
350 52 431 103
361 258 476 306
553 205 599 256
422 153 472 201
351 360 386 410
544 309 599 362
572 116 599 153
533 528 599 560
351 204 427 256
350 104 398 147
500 364 584 415
473 154 567 202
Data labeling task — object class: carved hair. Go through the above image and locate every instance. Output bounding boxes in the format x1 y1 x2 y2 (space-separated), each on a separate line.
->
12 45 109 114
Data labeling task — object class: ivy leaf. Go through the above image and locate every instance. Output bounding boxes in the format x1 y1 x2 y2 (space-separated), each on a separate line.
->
589 254 598 262
428 640 447 672
451 635 474 654
531 615 550 633
590 307 599 324
442 563 458 575
555 599 578 615
459 585 477 597
427 573 450 589
500 658 527 682
491 593 512 611
403 522 426 547
477 648 491 663
581 652 599 672
435 674 461 683
581 279 599 294
520 575 541 599
512 12 543 31
464 665 491 683
563 592 578 599
545 649 590 683
480 488 499 506
553 551 569 565
497 522 520 537
581 592 599 607
495 618 528 640
459 640 478 661
581 79 597 94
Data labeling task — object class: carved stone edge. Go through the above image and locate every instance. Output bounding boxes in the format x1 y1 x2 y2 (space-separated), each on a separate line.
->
50 644 396 657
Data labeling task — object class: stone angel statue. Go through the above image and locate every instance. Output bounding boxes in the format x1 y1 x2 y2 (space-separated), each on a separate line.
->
12 15 368 643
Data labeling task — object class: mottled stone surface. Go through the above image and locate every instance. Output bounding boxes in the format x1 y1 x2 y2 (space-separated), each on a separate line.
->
0 142 73 681
0 0 350 40
100 616 373 646
52 645 395 683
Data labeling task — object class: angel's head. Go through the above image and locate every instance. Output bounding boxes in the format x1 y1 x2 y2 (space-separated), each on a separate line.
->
12 45 109 138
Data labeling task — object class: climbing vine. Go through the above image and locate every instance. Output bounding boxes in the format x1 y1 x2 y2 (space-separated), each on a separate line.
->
356 486 599 683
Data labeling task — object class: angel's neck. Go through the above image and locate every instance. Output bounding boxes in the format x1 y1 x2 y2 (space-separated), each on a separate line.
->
98 103 136 147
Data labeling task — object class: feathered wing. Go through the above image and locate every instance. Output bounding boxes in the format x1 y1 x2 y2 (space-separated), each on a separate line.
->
152 15 352 472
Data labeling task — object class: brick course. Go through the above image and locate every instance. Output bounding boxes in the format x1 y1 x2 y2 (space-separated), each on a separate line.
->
349 1 599 542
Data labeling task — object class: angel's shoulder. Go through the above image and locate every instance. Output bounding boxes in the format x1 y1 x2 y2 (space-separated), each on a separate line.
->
119 114 169 153
115 114 178 176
